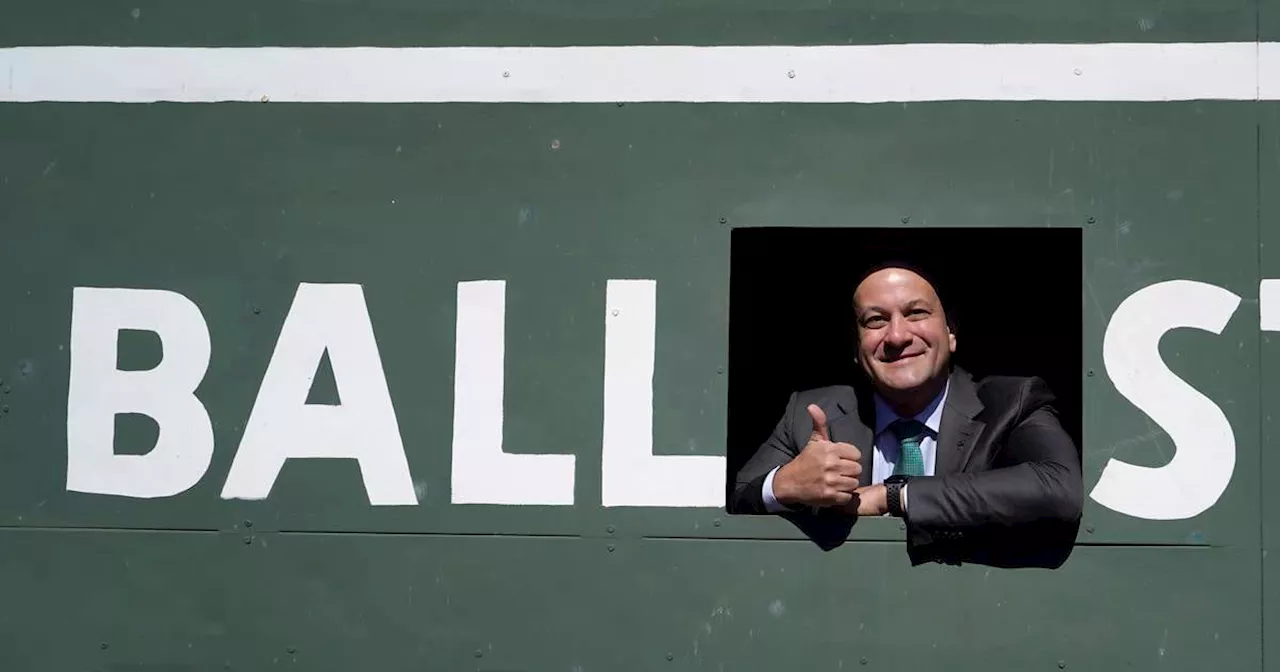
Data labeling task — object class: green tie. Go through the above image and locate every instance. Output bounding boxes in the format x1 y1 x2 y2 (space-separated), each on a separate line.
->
890 419 927 477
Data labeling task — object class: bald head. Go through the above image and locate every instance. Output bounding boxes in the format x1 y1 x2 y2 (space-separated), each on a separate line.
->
852 266 955 413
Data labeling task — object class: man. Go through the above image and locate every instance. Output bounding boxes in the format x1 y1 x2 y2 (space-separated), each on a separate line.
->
728 261 1084 567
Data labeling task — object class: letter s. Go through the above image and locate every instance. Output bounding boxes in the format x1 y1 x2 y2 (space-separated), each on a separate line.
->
1091 280 1240 521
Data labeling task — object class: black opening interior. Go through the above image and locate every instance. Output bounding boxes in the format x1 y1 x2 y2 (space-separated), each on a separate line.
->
725 226 1084 501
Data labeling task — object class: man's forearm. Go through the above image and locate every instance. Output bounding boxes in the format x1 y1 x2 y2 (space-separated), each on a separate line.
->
904 460 1082 529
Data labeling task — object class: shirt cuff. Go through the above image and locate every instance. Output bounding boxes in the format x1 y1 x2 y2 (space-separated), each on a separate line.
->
762 466 795 513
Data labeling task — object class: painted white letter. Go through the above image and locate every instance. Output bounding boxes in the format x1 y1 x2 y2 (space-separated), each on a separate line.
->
450 280 575 504
1092 280 1240 520
66 287 213 498
601 279 725 507
1261 279 1280 332
221 283 416 505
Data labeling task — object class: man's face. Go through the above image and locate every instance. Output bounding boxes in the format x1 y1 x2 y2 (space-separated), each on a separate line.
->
853 267 956 396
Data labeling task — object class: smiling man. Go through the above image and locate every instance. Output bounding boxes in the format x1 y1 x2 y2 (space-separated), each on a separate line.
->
728 261 1084 566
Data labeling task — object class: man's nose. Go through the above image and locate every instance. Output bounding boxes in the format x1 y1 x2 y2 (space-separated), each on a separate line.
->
884 316 913 346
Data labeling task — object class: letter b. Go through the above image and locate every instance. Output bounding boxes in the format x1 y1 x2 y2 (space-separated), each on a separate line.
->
66 287 214 498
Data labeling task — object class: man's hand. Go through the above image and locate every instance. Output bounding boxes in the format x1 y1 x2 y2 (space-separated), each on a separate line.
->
773 404 863 508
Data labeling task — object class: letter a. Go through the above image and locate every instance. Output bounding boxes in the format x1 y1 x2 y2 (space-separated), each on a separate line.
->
221 283 416 505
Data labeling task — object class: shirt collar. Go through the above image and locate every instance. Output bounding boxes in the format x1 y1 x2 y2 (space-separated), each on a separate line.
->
873 378 949 437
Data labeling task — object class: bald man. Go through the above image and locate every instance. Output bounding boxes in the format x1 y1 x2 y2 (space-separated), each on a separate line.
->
728 262 1083 566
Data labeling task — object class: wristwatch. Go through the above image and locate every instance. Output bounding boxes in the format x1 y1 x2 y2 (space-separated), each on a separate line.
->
884 475 910 518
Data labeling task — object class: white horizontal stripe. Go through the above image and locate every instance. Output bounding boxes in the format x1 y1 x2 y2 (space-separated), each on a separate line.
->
1261 42 1280 100
0 42 1270 103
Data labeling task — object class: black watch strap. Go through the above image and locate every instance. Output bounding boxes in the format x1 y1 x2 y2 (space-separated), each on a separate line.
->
885 477 907 518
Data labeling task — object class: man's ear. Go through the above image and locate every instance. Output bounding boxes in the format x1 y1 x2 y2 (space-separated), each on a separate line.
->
948 328 957 353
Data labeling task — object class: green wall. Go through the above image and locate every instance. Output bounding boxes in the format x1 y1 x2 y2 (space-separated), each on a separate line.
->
1 0 1277 669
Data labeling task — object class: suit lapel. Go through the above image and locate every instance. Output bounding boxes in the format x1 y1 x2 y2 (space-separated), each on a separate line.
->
831 392 876 486
935 368 986 475
824 368 985 483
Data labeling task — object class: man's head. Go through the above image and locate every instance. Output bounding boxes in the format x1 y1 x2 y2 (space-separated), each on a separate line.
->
852 262 955 413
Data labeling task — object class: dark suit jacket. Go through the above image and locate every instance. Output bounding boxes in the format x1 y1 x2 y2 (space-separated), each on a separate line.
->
728 367 1084 568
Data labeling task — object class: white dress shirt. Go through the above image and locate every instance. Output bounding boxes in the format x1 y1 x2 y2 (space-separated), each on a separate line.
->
762 380 950 513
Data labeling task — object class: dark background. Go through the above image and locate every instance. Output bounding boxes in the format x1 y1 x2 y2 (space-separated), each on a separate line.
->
724 226 1084 491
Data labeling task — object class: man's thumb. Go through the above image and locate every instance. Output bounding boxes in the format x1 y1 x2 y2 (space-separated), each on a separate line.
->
806 404 829 441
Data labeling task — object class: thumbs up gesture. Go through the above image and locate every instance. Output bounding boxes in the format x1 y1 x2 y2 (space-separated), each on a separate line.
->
772 404 864 508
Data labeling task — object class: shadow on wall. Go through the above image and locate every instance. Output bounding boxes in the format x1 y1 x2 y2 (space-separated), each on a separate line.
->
724 226 1084 569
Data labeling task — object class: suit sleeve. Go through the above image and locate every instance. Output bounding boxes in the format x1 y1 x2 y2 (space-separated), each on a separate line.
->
727 392 802 514
903 378 1084 533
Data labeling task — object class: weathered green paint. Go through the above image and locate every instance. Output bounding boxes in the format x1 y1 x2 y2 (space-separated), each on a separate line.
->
1 0 1277 669
0 0 1257 48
